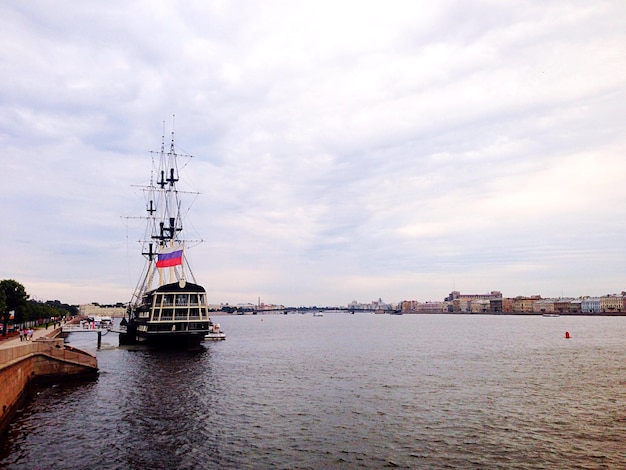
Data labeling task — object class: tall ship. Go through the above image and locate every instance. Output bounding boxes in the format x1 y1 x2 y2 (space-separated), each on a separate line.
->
120 123 213 348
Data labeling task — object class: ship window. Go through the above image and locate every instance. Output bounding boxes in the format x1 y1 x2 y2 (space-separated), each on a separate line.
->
189 322 208 331
198 294 205 305
151 310 160 321
189 308 200 319
175 309 188 320
161 308 173 320
163 294 174 306
176 294 188 306
190 294 198 306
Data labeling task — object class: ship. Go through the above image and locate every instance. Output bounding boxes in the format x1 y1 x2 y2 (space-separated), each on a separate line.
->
120 122 216 348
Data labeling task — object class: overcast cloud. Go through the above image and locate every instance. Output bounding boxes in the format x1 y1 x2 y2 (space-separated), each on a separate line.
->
1 1 625 306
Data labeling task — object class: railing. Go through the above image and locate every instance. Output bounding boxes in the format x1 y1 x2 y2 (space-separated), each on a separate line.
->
61 325 112 333
0 338 97 371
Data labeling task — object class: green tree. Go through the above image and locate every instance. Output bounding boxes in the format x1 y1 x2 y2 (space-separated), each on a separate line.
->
0 289 5 326
0 279 29 336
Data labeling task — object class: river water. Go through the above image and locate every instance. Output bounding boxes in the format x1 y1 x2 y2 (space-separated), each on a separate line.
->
1 313 624 469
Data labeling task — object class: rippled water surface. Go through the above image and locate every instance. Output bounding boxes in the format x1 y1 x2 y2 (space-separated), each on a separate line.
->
1 314 625 469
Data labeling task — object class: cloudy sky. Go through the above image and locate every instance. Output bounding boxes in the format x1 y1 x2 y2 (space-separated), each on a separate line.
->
2 1 625 307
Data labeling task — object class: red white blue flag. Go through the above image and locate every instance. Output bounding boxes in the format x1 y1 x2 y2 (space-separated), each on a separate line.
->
156 245 183 268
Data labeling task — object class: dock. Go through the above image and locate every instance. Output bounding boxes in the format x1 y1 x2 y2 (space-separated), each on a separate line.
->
61 324 113 333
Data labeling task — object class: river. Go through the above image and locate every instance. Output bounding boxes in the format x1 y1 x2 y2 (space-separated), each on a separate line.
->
1 313 624 469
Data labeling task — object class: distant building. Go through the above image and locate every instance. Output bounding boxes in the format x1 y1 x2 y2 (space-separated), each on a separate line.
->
470 299 491 313
569 299 582 313
416 301 446 313
600 295 624 313
490 299 503 313
446 291 502 313
79 303 126 318
400 300 418 313
511 296 541 313
581 297 601 313
554 298 575 313
533 299 555 314
348 299 393 311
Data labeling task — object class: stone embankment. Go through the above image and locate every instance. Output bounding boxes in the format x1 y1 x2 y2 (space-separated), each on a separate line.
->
0 326 98 435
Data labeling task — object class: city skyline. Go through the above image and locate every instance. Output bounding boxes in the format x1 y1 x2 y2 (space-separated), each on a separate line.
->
44 288 626 312
2 1 625 306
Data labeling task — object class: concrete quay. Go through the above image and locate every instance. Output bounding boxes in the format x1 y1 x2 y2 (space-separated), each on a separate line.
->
0 326 98 436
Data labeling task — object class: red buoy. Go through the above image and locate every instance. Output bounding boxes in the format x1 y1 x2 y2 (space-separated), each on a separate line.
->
565 331 570 339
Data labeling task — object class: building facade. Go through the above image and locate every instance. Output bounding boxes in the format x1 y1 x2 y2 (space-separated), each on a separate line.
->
446 291 502 313
600 295 624 313
581 297 601 313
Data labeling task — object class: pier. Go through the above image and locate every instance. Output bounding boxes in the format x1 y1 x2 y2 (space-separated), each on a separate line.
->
61 324 113 333
60 323 124 348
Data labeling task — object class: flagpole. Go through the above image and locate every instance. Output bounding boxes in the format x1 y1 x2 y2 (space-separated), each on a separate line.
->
169 241 175 284
158 246 164 287
181 242 185 282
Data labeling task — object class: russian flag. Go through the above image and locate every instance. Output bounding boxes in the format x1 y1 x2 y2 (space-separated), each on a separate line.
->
156 245 183 268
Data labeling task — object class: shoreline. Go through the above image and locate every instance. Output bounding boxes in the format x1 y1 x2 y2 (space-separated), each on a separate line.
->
210 310 626 316
0 326 98 437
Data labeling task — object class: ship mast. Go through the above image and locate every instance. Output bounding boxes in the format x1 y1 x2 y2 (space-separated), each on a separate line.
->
131 118 200 306
152 123 182 285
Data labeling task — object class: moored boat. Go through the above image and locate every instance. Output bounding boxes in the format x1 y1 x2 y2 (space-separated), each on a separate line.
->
120 123 212 348
204 319 226 341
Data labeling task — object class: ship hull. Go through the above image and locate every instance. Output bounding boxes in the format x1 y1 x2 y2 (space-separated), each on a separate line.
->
121 326 205 348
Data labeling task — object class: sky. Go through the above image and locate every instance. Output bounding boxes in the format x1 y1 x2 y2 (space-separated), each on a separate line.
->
1 1 625 307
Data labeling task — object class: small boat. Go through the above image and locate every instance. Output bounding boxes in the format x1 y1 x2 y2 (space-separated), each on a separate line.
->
95 316 113 328
312 311 323 317
204 320 226 341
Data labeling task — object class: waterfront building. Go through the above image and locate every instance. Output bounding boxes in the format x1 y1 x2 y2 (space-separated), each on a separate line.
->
446 291 502 313
415 301 446 313
470 299 491 313
554 298 575 314
512 296 541 313
400 300 418 313
533 299 555 314
569 299 582 313
600 295 624 313
581 297 601 313
489 299 503 313
347 299 392 311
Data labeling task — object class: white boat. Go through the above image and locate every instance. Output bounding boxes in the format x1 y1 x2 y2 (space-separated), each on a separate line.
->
204 320 226 341
94 316 113 328
312 311 323 317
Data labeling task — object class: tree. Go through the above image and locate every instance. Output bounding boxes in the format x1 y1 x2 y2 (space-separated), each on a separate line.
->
0 279 29 336
0 289 5 327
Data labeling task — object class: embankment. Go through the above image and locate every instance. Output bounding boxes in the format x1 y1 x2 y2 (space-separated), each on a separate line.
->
0 328 98 435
